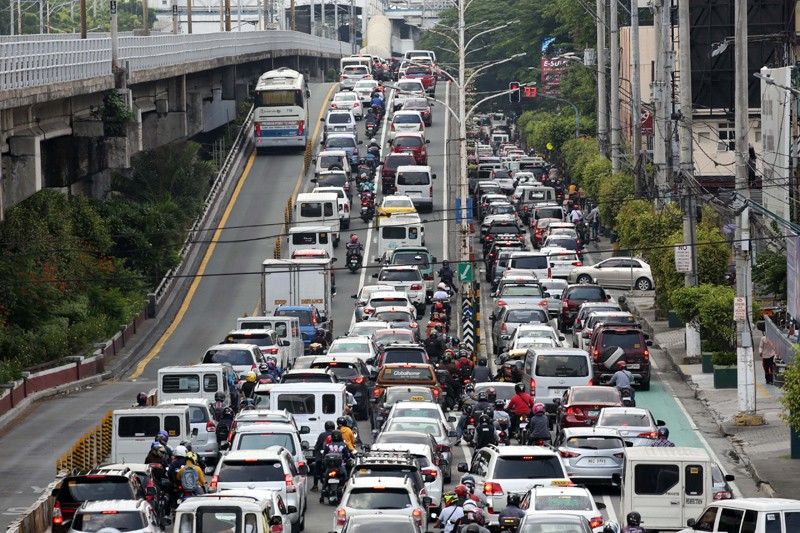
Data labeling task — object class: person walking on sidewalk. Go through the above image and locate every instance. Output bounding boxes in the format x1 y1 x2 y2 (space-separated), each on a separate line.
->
586 205 600 241
759 334 777 385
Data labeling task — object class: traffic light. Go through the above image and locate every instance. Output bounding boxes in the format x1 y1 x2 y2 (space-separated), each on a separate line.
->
509 81 521 103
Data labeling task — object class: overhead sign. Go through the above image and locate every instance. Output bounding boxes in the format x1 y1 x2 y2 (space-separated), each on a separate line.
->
641 108 654 136
540 56 570 95
733 296 747 322
674 245 691 273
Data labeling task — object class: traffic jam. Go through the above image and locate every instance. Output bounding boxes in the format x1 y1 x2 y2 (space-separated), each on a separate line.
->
43 51 800 533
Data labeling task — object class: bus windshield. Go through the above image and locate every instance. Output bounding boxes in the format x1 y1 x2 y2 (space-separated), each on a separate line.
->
256 89 303 108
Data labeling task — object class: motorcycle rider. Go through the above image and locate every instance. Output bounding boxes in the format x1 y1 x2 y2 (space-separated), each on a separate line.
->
144 442 168 466
176 452 206 496
499 493 526 524
438 260 456 290
608 360 635 402
455 350 474 382
337 416 357 451
527 402 551 445
364 107 378 131
311 420 336 491
622 512 645 533
320 430 352 503
474 414 498 449
650 427 675 447
424 328 445 364
472 391 493 418
263 357 282 382
471 359 491 383
211 391 226 420
370 92 385 116
432 282 452 316
240 371 257 399
506 383 534 437
459 475 486 508
215 407 234 445
346 234 364 262
436 492 465 533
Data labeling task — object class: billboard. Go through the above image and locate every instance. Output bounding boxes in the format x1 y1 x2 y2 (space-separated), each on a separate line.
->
540 56 570 95
759 66 792 223
788 231 800 320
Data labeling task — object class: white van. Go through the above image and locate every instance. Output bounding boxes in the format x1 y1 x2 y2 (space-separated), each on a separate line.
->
294 192 341 246
680 498 800 533
173 490 293 533
376 212 425 261
111 406 196 463
404 49 437 62
266 383 348 443
395 165 436 213
619 447 719 531
288 225 334 258
236 316 304 367
157 364 234 406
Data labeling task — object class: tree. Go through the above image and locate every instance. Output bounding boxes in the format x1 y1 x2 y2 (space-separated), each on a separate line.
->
753 249 787 299
519 110 594 154
598 172 634 231
670 285 736 352
559 65 596 117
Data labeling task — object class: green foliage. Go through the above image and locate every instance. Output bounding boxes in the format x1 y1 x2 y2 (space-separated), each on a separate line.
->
2 0 155 35
101 91 134 137
598 173 634 231
670 285 736 353
579 155 612 201
712 351 737 366
753 249 787 299
559 66 597 117
561 137 599 183
779 349 800 431
519 111 595 156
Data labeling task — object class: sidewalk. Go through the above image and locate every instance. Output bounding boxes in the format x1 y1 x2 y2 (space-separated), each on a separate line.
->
625 295 800 498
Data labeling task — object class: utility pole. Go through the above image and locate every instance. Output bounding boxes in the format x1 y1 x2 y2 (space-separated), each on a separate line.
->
290 0 295 30
171 0 178 33
237 0 241 30
10 0 15 35
39 0 44 33
678 0 700 359
630 0 642 192
596 0 608 155
350 0 355 52
110 0 118 69
333 0 337 38
224 0 231 30
142 0 149 35
610 0 621 172
80 0 86 36
651 0 673 199
734 0 756 414
309 0 314 35
457 0 469 276
220 0 224 30
186 0 192 33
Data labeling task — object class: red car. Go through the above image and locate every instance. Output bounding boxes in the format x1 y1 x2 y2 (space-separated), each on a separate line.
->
588 325 652 390
382 152 417 179
554 385 622 432
404 66 436 94
391 133 429 165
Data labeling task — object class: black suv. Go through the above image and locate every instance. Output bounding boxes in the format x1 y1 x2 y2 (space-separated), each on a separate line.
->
310 355 374 420
52 468 145 533
559 284 610 331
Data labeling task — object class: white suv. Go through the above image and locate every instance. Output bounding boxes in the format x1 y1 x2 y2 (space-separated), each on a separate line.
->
456 445 569 527
226 422 310 477
373 265 426 315
211 447 308 530
334 476 429 532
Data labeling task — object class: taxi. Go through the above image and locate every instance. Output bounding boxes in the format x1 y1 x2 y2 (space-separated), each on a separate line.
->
377 195 418 217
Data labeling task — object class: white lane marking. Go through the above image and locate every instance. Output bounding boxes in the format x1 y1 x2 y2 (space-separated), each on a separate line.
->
602 494 618 526
350 90 393 330
442 81 450 261
650 356 743 498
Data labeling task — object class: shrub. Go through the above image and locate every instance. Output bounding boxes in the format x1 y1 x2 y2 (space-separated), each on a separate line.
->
712 351 737 366
779 349 800 431
579 154 612 201
598 172 634 232
670 284 736 352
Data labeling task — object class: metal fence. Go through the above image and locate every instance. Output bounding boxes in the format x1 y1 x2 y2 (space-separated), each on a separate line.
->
0 30 345 91
766 315 797 365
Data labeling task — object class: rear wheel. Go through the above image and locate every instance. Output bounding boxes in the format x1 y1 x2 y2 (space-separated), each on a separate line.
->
640 379 651 391
635 277 653 291
577 274 593 284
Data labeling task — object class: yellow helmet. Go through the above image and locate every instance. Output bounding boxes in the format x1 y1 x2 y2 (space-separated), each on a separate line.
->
245 371 257 383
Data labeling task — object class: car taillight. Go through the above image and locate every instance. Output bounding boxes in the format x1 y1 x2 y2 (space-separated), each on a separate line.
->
590 516 604 529
297 120 305 135
422 467 438 479
587 378 594 386
341 75 348 79
714 490 733 500
352 375 365 384
644 349 650 359
538 299 549 308
411 284 423 290
497 300 507 307
613 452 625 459
566 406 582 416
523 205 529 212
562 299 570 309
344 204 349 213
336 508 347 526
373 386 384 398
547 267 552 278
432 387 440 398
572 261 582 266
500 323 507 332
437 443 450 453
410 321 418 329
254 122 261 137
391 123 396 130
412 508 424 525
423 273 433 280
430 185 433 197
352 102 359 108
364 306 374 314
210 475 219 491
53 503 63 525
270 521 284 533
263 347 279 355
593 349 600 359
206 419 216 432
285 473 296 492
529 377 536 392
483 481 504 496
639 431 658 439
559 449 580 458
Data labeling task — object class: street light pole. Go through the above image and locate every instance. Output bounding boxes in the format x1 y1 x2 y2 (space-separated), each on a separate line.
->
457 0 469 272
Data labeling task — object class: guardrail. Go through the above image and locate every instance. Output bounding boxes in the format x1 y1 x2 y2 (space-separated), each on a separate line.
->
0 30 346 92
55 410 113 474
6 480 58 533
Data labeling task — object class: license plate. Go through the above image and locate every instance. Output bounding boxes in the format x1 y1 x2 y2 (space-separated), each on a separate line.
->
335 127 345 131
328 478 340 484
587 458 607 465
588 410 600 417
627 363 640 370
395 286 406 292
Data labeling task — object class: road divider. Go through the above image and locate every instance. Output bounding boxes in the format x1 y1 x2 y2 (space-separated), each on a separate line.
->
55 410 113 475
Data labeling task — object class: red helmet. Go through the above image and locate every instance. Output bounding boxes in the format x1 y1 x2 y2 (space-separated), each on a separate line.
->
350 234 359 243
454 484 468 498
434 302 444 311
533 402 545 414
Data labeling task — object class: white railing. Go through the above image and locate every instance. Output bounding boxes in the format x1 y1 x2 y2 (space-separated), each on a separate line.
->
0 30 345 92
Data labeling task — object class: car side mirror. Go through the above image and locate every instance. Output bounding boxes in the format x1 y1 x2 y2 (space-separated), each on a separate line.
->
371 429 380 439
457 462 469 473
300 425 311 435
51 487 60 497
656 419 666 426
280 340 291 347
432 174 437 179
552 398 561 406
319 315 328 323
287 504 299 514
351 294 358 299
447 430 457 438
191 427 199 437
425 139 431 144
725 474 735 482
310 177 319 183
358 140 363 144
687 518 697 528
603 526 617 533
219 441 230 451
611 473 621 485
646 340 653 346
448 416 457 422
595 501 606 510
372 273 379 278
422 496 433 508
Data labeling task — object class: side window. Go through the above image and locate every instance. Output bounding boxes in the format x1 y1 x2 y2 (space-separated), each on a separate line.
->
685 464 704 495
717 508 744 533
322 394 336 414
693 507 718 532
179 514 193 533
203 373 219 392
633 464 679 495
277 393 315 414
319 232 329 244
287 459 299 476
324 203 334 216
784 512 800 531
189 406 208 423
740 510 757 533
274 323 288 338
764 512 782 533
409 227 418 240
118 416 159 438
244 513 258 533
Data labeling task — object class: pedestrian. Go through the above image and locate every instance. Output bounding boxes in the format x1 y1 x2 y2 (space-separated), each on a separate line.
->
586 205 600 241
759 334 776 385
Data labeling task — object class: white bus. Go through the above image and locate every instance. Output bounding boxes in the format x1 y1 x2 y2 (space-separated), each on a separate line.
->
254 67 310 151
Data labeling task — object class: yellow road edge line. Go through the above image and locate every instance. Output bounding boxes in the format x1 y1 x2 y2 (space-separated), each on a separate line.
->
130 152 257 380
131 82 336 379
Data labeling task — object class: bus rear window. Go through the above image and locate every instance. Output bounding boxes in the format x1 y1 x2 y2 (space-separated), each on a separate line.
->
255 89 303 107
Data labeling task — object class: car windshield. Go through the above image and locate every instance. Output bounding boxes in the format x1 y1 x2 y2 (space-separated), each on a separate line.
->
375 311 412 322
275 309 312 325
534 494 593 511
519 522 587 533
397 81 422 92
547 238 577 250
217 460 285 482
379 270 420 282
319 155 345 168
58 479 134 502
397 172 429 185
395 114 422 124
600 331 644 349
385 389 434 403
203 349 253 366
386 420 441 436
599 412 651 426
538 207 563 219
316 173 348 188
384 350 426 364
385 156 416 170
383 198 414 208
394 407 440 419
327 137 356 148
349 324 384 337
572 388 621 403
392 253 430 267
329 342 370 354
492 456 565 479
328 113 351 124
474 385 515 401
346 488 412 509
394 137 423 148
565 436 625 450
236 433 296 453
224 334 274 347
312 363 359 379
72 512 145 532
506 309 548 323
567 287 606 301
348 522 418 533
535 355 589 377
501 286 543 297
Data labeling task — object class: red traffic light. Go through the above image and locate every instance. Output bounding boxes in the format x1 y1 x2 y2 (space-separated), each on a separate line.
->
523 86 537 98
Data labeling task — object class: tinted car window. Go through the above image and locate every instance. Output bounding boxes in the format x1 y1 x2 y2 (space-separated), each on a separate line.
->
203 349 254 367
634 464 679 495
118 416 159 438
72 511 145 532
395 137 423 148
327 137 356 148
512 256 548 269
507 309 548 323
277 393 315 414
349 523 418 533
492 456 564 479
384 388 434 403
345 488 411 509
600 331 644 350
58 478 135 502
236 433 296 453
571 388 620 403
394 114 422 124
534 355 589 377
488 224 521 234
275 308 312 325
565 436 624 450
535 495 592 511
384 349 427 364
717 508 744 533
225 334 275 347
379 270 420 282
162 374 200 394
397 172 430 185
328 113 351 124
567 287 606 300
600 412 650 426
312 362 359 380
218 460 285 482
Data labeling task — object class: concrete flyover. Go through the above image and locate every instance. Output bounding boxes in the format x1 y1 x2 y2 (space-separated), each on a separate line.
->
0 30 347 213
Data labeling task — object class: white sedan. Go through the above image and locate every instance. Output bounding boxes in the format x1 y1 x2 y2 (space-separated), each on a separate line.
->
327 337 378 363
330 91 364 119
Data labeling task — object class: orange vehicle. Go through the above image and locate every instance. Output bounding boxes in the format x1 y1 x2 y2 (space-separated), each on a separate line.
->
374 363 443 403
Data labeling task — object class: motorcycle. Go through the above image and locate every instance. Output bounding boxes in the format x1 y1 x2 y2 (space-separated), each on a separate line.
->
462 415 476 444
360 192 374 222
346 250 362 272
365 121 378 138
517 415 529 445
320 453 346 505
498 516 521 533
619 387 636 407
382 175 396 195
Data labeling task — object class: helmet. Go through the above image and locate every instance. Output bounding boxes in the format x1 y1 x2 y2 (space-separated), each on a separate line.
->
486 387 496 402
150 443 166 457
515 383 525 394
330 430 343 442
179 440 193 451
173 445 187 458
478 358 487 367
370 137 377 144
351 234 359 243
462 499 478 512
453 484 468 498
258 362 269 373
214 391 225 402
438 282 448 290
507 493 521 507
267 359 277 369
477 391 488 402
434 302 444 311
442 260 449 266
156 430 169 444
627 512 642 526
325 421 336 432
460 474 475 489
533 402 545 414
186 451 199 464
222 406 234 418
245 371 257 383
617 360 627 368
360 172 368 180
479 414 491 425
443 492 458 506
337 417 348 427
657 427 670 439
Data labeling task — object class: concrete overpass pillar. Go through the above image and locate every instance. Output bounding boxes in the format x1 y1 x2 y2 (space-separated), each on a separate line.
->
222 66 236 100
6 135 42 208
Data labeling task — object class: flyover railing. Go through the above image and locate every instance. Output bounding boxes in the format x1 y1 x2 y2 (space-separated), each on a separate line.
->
0 30 345 92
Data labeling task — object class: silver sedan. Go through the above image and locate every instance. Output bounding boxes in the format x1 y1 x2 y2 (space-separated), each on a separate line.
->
595 407 666 447
553 426 626 484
